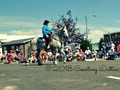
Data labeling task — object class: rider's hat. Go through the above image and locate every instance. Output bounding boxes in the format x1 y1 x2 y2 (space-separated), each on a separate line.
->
43 20 50 25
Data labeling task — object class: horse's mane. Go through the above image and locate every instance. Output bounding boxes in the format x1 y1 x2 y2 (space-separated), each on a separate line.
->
53 35 59 41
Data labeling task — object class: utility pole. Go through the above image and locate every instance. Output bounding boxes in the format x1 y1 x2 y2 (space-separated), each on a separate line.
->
85 15 88 40
85 14 96 40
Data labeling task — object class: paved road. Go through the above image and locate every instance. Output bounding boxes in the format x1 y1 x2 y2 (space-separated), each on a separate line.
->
0 60 120 90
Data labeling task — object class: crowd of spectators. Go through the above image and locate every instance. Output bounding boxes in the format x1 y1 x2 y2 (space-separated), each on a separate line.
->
98 41 119 60
0 49 22 64
1 41 120 64
54 41 120 61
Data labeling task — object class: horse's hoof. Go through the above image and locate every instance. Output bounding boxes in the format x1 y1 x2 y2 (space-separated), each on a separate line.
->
63 61 66 64
38 63 43 65
53 61 58 65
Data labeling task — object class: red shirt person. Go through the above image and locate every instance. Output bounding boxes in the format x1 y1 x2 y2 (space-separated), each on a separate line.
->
117 43 120 53
78 49 85 61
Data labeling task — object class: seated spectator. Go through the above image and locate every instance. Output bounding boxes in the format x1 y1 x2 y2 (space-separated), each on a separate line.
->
17 53 22 60
72 49 79 61
0 52 2 63
47 51 54 61
78 49 86 61
105 43 112 54
85 47 91 59
56 52 60 59
12 52 17 61
7 50 14 63
106 50 117 60
67 50 73 61
91 49 98 61
29 54 37 63
40 49 47 62
105 42 117 60
99 48 105 59
110 41 115 52
29 54 34 63
16 49 20 55
117 42 120 57
1 53 7 63
64 42 71 55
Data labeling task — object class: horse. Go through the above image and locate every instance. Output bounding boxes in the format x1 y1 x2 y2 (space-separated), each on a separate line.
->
30 25 69 65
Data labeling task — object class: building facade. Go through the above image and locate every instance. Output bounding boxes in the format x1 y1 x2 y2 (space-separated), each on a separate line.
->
1 38 34 58
104 31 120 49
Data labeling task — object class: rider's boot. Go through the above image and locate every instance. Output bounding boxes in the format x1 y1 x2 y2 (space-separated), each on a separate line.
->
46 43 51 52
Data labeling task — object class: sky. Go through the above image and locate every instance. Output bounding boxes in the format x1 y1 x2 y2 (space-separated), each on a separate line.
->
0 0 120 43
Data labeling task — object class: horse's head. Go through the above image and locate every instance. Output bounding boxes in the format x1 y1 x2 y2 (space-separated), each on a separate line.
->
58 25 69 38
62 26 69 38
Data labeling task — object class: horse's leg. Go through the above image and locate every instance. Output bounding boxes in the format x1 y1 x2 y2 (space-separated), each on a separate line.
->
63 55 67 64
36 49 42 65
25 59 29 66
52 47 58 65
36 40 43 65
59 47 66 64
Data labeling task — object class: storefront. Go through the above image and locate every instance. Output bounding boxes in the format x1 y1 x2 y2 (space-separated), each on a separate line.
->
1 38 33 58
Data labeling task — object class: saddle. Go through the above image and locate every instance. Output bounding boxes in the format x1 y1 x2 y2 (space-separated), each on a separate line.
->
37 37 45 43
37 37 51 50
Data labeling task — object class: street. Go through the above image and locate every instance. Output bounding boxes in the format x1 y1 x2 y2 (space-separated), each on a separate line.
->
0 60 120 90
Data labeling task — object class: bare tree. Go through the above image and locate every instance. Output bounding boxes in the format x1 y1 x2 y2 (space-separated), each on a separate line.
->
52 10 85 44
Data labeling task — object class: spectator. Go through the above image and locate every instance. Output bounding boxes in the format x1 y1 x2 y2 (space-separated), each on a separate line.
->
56 52 60 59
78 49 86 61
101 42 106 54
7 50 14 63
0 52 2 60
29 54 37 63
64 42 71 55
91 49 98 61
85 47 91 59
117 42 120 57
47 51 54 61
16 49 20 55
0 52 2 63
105 43 112 56
1 53 7 63
40 49 47 62
99 48 105 59
67 50 73 61
72 49 79 61
111 41 115 52
4 50 7 55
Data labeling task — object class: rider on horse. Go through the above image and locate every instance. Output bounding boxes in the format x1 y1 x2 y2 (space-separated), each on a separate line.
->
34 20 68 65
42 20 53 51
